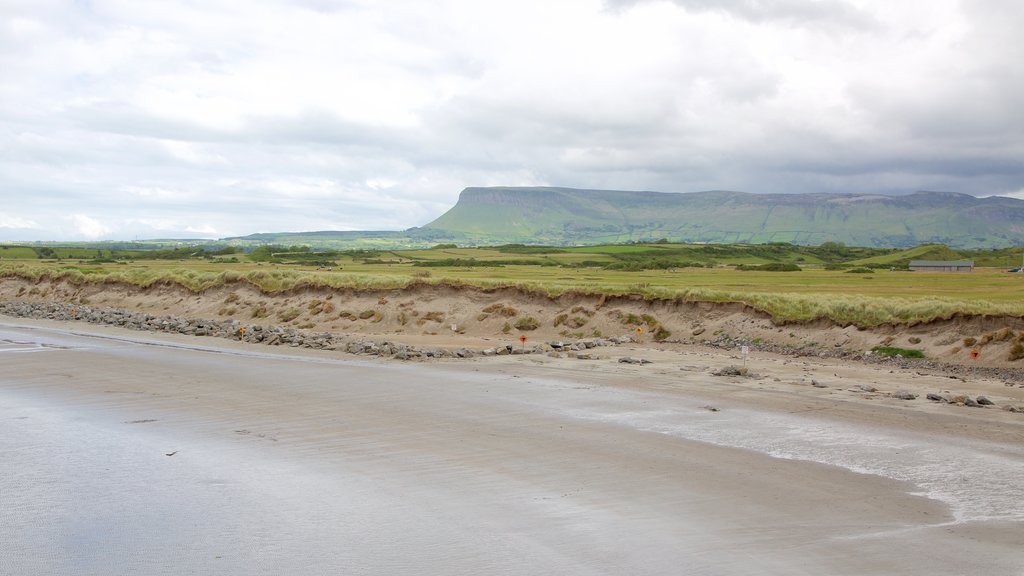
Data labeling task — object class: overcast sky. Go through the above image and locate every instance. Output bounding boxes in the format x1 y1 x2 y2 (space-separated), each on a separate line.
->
2 0 1022 240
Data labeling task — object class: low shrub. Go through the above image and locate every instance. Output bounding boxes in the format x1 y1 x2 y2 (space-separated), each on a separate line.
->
735 263 801 272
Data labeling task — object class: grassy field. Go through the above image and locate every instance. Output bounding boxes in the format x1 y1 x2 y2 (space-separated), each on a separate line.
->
3 241 1024 326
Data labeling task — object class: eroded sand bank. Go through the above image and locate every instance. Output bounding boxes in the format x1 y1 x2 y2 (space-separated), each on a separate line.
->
1 318 1022 575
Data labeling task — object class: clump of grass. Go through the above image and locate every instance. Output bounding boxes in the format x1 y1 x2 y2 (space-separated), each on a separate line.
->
218 306 236 316
251 304 268 318
502 322 512 334
908 337 922 344
224 292 240 303
339 310 356 320
1009 342 1024 361
963 337 977 347
871 346 925 359
514 316 539 330
979 327 1014 345
553 313 568 327
618 312 643 326
398 311 408 325
571 306 595 317
845 267 874 274
416 311 445 325
653 326 671 341
358 309 377 320
482 303 518 317
279 308 301 322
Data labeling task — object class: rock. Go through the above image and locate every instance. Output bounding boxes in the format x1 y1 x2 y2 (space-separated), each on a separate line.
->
700 405 720 412
575 353 594 360
811 379 828 388
712 366 746 377
858 384 877 393
976 396 994 405
892 390 917 400
964 397 982 408
618 357 651 365
692 327 706 336
926 393 950 403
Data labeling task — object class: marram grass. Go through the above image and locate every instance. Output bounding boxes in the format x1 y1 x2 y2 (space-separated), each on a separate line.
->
2 263 1022 327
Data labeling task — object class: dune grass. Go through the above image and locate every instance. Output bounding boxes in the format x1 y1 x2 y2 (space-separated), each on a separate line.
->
3 259 1024 327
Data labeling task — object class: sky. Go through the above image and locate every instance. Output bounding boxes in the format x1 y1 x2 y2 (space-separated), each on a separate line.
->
1 0 1022 241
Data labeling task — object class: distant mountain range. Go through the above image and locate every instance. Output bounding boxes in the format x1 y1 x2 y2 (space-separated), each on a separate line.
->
233 187 1024 248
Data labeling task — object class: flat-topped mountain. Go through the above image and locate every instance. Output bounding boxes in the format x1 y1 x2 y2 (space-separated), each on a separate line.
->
422 187 1024 248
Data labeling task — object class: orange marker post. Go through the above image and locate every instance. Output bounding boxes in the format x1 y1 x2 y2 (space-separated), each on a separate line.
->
519 334 527 349
970 348 980 360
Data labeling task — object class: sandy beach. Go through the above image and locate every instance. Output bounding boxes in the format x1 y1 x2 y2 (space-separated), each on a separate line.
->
2 317 1023 575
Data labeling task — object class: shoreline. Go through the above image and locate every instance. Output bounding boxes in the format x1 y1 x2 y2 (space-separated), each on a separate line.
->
2 318 1023 574
3 300 1024 425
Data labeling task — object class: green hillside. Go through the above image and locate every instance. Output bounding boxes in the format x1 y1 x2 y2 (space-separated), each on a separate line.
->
422 187 1024 248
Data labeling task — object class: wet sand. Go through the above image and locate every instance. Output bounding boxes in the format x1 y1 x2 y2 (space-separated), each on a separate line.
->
1 318 1022 575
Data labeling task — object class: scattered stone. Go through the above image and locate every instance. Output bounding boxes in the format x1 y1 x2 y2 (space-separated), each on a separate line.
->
618 357 651 365
691 327 706 336
964 397 982 408
926 393 950 403
712 366 747 377
976 396 994 406
811 379 828 388
858 384 877 393
892 390 918 400
700 405 720 412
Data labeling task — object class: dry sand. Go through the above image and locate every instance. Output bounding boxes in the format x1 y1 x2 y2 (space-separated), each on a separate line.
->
6 276 1024 369
1 316 1023 575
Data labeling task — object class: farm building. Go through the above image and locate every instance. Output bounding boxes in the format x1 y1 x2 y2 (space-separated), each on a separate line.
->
908 260 974 272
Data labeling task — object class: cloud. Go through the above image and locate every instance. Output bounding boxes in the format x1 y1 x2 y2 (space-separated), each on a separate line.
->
70 214 112 239
0 0 1020 240
0 215 41 229
607 0 880 30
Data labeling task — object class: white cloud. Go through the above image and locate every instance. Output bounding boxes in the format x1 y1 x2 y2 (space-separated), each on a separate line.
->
70 214 112 239
0 0 1020 240
0 215 41 229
